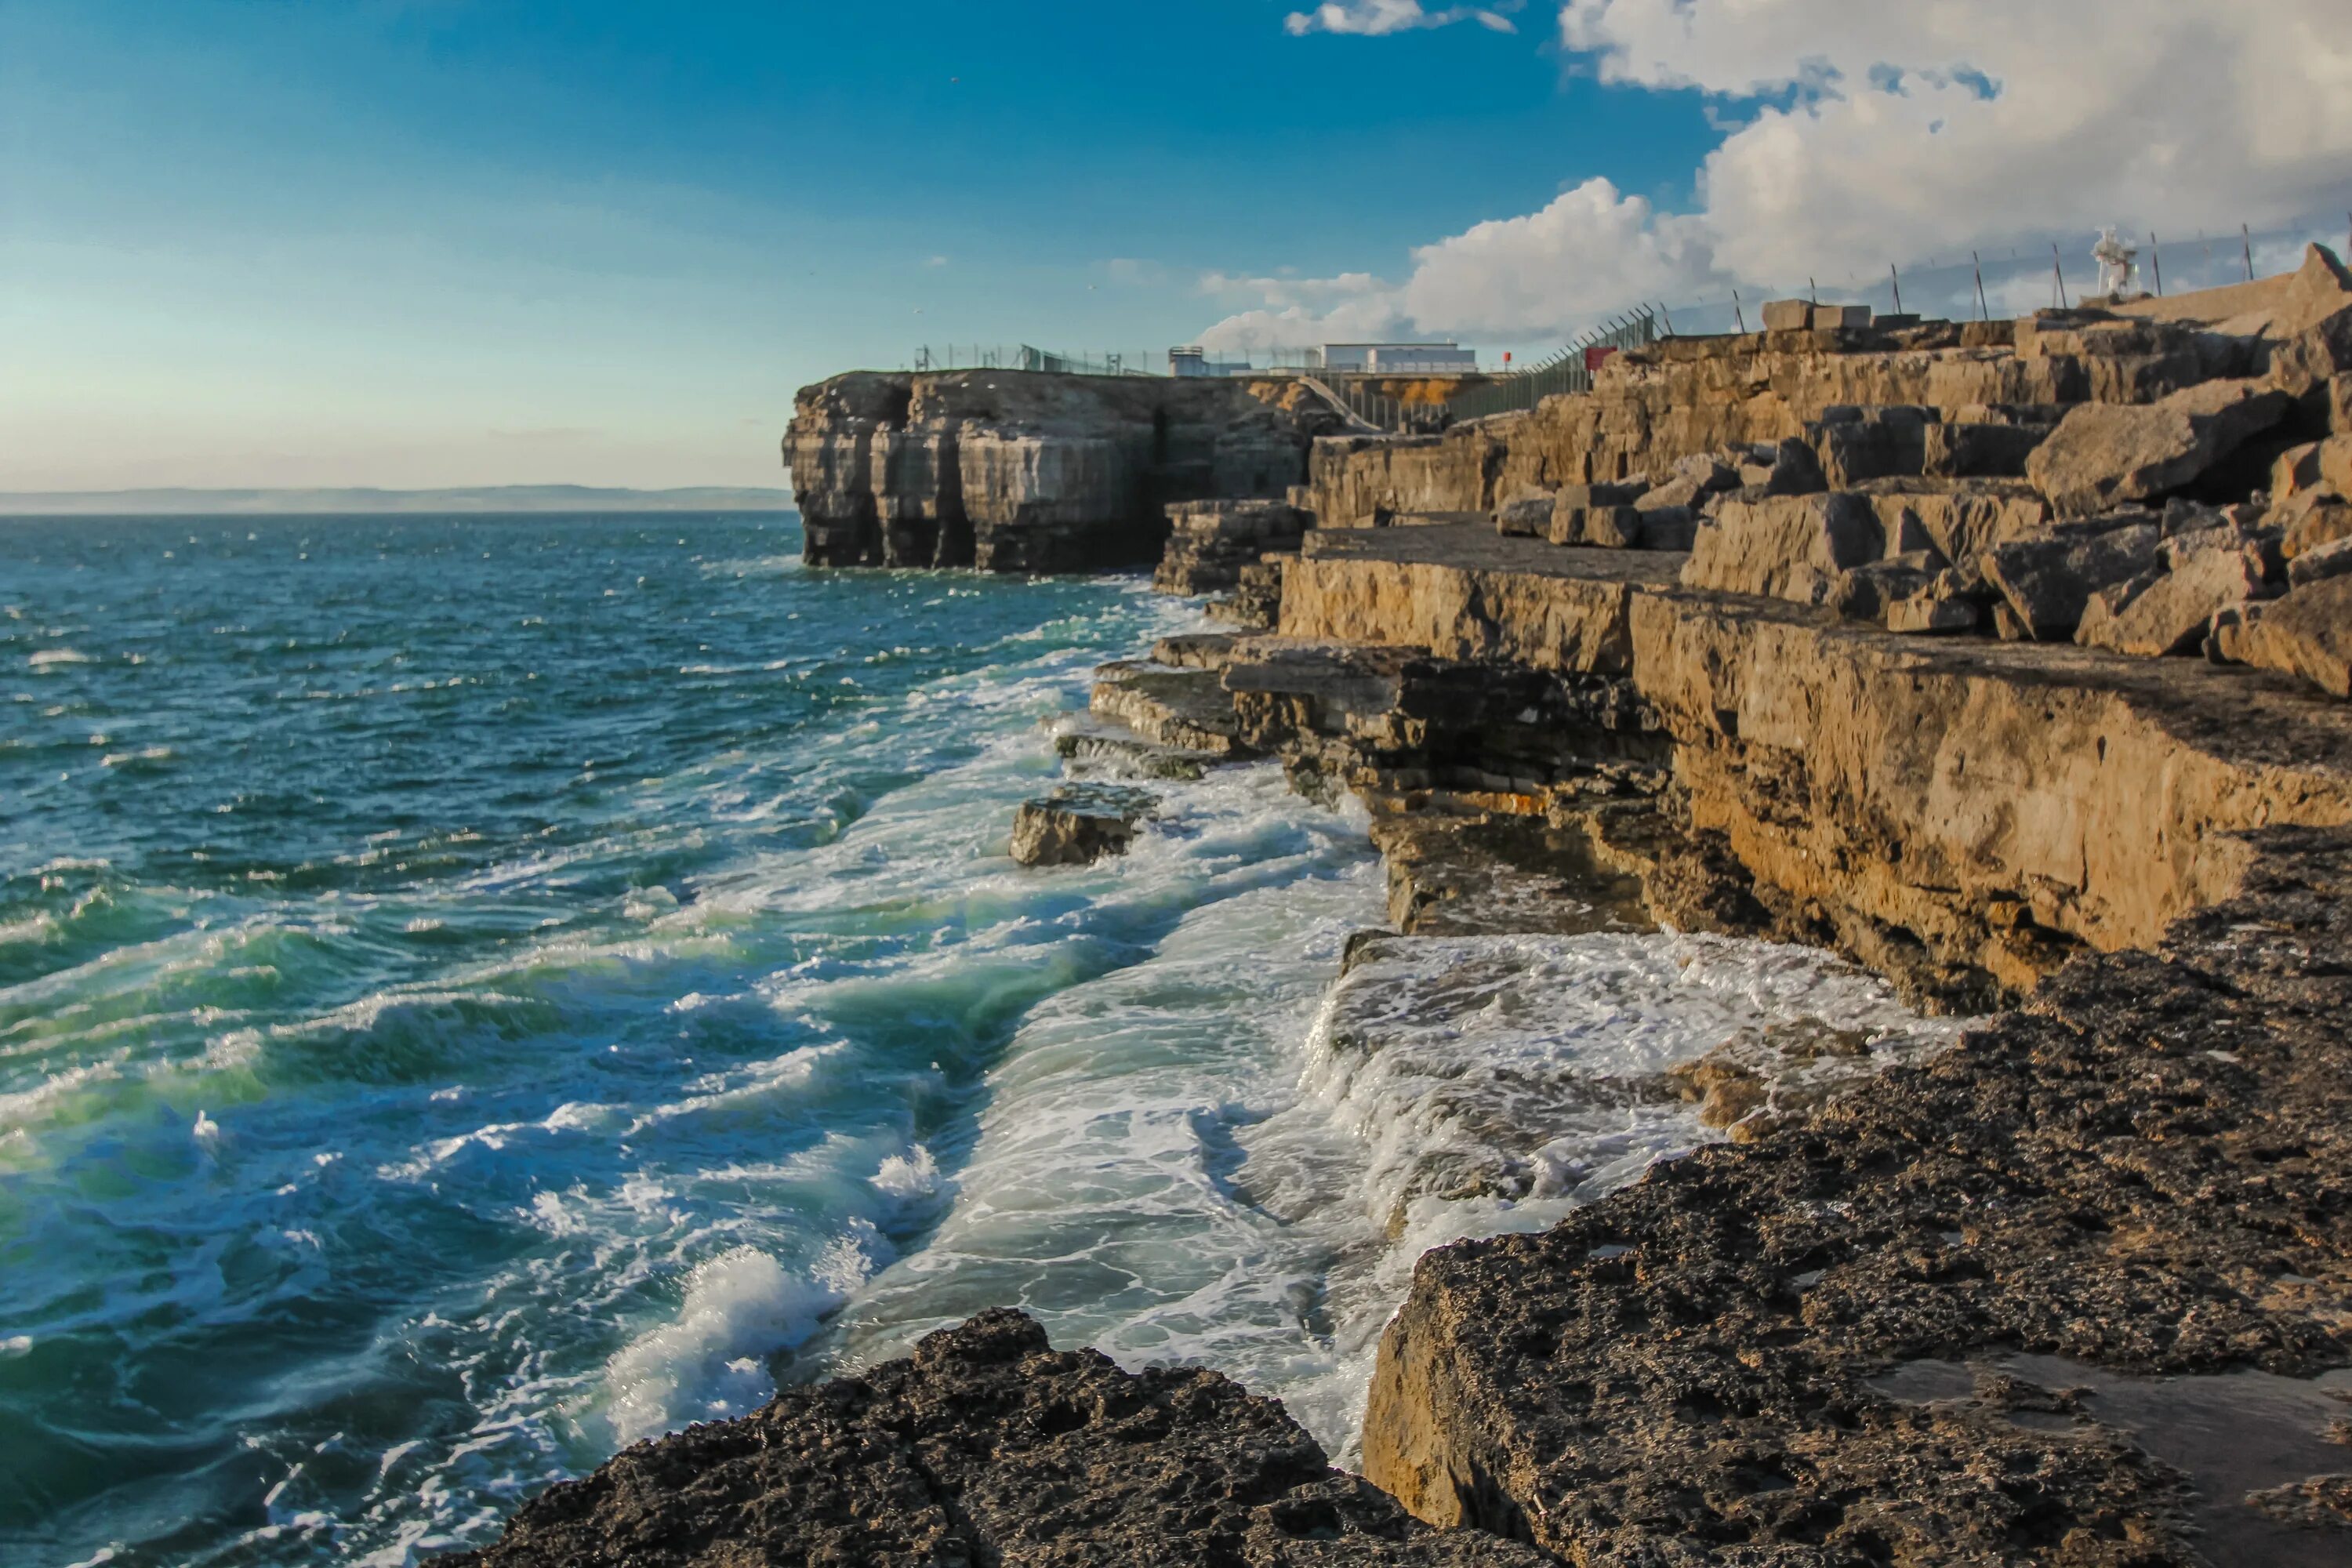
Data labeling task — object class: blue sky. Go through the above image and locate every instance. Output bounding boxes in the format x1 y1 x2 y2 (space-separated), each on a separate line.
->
0 0 1715 489
7 1 2347 491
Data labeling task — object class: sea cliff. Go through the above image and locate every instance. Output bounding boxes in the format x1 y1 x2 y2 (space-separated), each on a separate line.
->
451 251 2352 1563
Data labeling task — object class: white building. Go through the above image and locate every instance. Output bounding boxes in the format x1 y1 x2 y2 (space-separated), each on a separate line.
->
1325 342 1479 373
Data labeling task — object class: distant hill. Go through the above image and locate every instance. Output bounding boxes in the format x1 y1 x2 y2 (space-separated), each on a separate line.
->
0 485 797 516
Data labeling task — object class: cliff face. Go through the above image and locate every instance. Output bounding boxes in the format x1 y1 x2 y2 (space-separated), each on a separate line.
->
786 370 1330 572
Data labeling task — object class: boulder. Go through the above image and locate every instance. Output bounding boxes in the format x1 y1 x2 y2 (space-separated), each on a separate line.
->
2220 577 2352 698
1494 492 1556 539
1633 506 1700 553
2267 248 2352 397
2288 535 2352 590
1683 492 1883 605
1884 575 1985 634
1761 299 1813 332
1983 518 2164 640
1812 407 1937 489
2273 488 2352 559
1552 502 1647 548
1811 303 1871 330
1923 419 2052 479
1738 437 1827 496
2075 529 2275 659
2025 378 2295 518
1009 784 1156 866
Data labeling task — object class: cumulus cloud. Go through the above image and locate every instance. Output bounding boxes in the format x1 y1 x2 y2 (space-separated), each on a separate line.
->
1285 0 1520 38
1221 0 2352 347
1195 270 1410 352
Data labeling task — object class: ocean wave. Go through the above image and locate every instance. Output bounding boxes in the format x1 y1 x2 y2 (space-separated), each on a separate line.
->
599 1236 881 1446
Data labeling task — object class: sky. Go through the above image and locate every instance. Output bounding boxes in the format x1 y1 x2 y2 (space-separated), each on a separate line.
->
4 0 2349 491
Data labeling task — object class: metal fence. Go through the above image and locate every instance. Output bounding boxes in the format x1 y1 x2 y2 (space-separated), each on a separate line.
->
1442 312 1659 423
911 345 1167 376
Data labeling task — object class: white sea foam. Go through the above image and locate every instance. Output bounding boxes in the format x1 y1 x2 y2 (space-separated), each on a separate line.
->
826 858 1967 1465
601 1237 881 1446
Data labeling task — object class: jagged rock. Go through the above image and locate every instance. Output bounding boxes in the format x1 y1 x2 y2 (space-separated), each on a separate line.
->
1923 417 2053 478
1155 499 1306 596
437 1310 1551 1568
1812 406 1936 488
2266 245 2352 397
1009 784 1155 866
1492 491 1555 539
2274 488 2352 558
1984 518 2164 641
1682 492 1883 605
1090 662 1255 756
2026 378 2294 517
1883 572 1985 634
2076 525 2276 658
1829 554 1944 623
2289 535 2352 589
2333 376 2352 434
1858 481 2052 593
1208 557 1287 631
1055 727 1217 781
1632 506 1700 552
2222 578 2352 698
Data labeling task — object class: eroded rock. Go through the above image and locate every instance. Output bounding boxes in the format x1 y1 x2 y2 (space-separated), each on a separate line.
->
437 1309 1552 1568
2026 377 2294 518
1009 784 1155 866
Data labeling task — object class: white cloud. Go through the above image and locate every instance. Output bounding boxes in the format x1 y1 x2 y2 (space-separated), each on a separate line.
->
1285 1 1519 38
1237 0 2352 346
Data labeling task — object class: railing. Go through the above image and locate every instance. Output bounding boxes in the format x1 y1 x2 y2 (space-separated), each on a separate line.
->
1441 312 1658 423
911 345 1167 376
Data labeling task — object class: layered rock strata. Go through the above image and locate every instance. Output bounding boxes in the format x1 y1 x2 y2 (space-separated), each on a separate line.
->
787 371 1331 572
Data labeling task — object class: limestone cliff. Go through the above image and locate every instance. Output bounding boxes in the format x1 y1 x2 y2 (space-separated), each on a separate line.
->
786 369 1331 572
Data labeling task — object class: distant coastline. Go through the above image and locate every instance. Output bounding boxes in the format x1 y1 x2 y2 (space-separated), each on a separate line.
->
0 485 796 517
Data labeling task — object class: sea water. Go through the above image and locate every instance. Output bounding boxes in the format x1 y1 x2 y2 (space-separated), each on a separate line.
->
0 514 1956 1566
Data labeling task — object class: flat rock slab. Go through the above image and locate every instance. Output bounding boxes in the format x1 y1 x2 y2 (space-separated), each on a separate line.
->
436 1310 1555 1568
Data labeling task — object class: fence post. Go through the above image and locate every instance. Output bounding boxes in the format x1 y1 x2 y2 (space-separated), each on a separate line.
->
1972 252 1989 321
1733 289 1747 333
2150 234 2164 297
1889 264 1903 315
2052 244 2069 310
2242 224 2256 282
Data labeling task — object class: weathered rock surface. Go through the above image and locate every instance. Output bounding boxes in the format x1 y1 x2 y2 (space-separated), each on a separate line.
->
787 371 1327 572
2221 576 2352 698
1009 784 1155 866
438 1309 1552 1568
1981 517 2163 641
1154 499 1308 596
1363 833 2352 1566
2025 378 2292 518
1283 524 2352 1004
1682 492 1883 605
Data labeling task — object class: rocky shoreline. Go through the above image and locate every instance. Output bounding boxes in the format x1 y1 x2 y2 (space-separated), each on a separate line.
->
448 253 2352 1563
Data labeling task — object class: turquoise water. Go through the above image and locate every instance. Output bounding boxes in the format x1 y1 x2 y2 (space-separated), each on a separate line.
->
0 514 1392 1566
1 513 1957 1567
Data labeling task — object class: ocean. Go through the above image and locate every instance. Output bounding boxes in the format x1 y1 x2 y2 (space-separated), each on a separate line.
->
0 514 1955 1566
